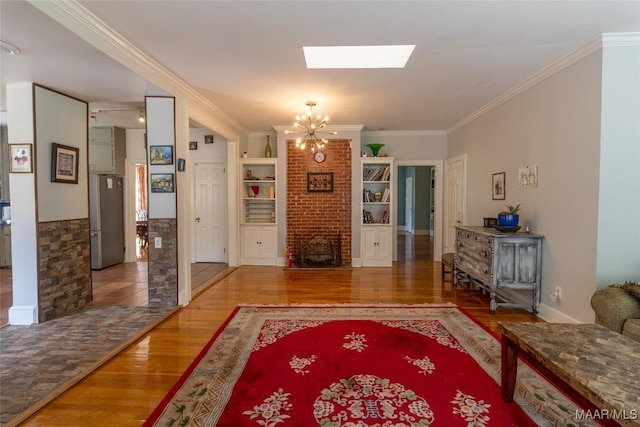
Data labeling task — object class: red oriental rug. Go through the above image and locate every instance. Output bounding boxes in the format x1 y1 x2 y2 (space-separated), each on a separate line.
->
144 305 597 427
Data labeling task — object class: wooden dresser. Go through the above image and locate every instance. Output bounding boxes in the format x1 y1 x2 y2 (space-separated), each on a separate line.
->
454 226 543 314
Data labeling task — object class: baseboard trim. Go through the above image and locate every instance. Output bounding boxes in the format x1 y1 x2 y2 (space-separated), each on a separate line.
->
537 303 583 324
8 305 38 325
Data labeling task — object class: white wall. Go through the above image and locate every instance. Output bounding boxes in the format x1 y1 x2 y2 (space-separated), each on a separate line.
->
188 128 228 160
146 97 176 219
7 83 88 324
596 44 640 285
126 129 146 159
361 131 447 160
35 86 89 222
7 83 38 324
448 51 604 323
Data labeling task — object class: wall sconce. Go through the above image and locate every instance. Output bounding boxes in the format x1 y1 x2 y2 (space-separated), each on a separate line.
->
90 111 97 123
138 110 145 123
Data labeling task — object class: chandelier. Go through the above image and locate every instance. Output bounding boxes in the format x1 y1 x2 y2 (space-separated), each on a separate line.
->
284 101 337 152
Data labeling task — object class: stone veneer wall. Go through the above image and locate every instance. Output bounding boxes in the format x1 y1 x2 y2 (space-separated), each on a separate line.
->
287 139 352 266
147 218 178 308
38 219 92 322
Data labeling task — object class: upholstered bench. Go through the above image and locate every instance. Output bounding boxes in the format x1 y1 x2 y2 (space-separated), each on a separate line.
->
442 252 455 281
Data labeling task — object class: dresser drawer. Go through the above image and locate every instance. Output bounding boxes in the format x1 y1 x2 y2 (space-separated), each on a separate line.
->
456 238 492 284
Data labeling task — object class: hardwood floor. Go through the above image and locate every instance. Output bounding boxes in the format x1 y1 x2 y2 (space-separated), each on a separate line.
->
19 234 542 426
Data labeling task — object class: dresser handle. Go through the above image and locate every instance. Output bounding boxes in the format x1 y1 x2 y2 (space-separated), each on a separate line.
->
481 251 487 257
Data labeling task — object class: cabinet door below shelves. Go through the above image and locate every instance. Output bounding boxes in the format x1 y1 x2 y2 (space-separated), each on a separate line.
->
362 227 392 265
241 226 276 264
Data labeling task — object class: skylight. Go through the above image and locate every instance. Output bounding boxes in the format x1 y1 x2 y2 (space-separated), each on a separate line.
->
303 45 415 69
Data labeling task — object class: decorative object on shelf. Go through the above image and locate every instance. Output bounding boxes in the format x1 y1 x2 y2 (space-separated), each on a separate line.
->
284 101 337 152
492 172 505 200
243 152 248 158
149 145 174 165
366 143 385 157
205 135 214 144
374 192 382 202
483 217 497 227
189 141 197 150
250 186 260 197
8 143 33 173
313 151 326 163
51 142 79 184
264 135 272 158
497 203 520 227
518 165 538 188
245 169 256 180
307 172 334 193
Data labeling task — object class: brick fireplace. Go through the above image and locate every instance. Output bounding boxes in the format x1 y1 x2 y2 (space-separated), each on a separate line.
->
286 139 352 267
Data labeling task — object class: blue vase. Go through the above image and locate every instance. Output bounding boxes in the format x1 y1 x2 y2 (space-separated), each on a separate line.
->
497 214 519 227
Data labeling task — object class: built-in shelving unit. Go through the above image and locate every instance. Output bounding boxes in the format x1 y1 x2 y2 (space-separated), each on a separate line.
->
240 158 277 265
361 157 394 266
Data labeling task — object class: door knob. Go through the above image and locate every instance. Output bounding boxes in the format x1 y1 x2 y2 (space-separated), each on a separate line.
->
196 217 201 222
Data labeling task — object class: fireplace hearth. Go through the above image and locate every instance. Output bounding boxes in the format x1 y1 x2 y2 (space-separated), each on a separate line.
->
294 229 342 268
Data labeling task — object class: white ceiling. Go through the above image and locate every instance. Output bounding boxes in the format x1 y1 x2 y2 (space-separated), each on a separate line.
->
1 1 639 133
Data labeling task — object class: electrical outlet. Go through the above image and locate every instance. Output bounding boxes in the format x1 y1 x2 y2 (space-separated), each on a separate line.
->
154 237 162 248
554 286 562 301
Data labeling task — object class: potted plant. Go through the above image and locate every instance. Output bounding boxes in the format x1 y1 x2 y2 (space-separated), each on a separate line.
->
497 204 520 227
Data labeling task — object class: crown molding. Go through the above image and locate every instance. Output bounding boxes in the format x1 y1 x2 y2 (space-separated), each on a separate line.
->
362 130 447 137
445 33 630 134
272 124 364 132
602 32 640 46
27 0 249 139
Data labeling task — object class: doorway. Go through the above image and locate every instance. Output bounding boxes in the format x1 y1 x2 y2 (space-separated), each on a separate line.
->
397 166 434 261
135 163 148 260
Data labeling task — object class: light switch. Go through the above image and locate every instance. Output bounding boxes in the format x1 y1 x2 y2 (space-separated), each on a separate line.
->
154 237 162 248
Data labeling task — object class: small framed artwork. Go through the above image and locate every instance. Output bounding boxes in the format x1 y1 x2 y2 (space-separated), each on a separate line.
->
189 141 198 150
8 143 33 173
307 172 334 193
51 143 80 184
150 173 175 193
204 135 214 144
492 172 505 200
518 165 538 188
149 145 174 165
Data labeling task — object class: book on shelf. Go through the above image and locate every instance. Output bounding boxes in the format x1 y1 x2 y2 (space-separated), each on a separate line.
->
363 167 389 182
381 210 389 224
381 187 390 202
363 210 376 224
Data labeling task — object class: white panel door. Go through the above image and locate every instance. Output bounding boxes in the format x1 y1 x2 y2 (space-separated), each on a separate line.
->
194 162 226 262
444 155 466 254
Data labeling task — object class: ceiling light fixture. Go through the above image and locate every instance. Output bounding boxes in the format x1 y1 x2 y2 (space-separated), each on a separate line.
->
138 110 145 123
284 101 337 152
0 41 21 56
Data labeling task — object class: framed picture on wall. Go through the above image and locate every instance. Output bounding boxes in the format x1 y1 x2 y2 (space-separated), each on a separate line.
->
492 172 505 200
307 172 334 193
8 143 33 173
204 135 214 144
51 142 79 184
150 173 175 193
149 145 173 165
